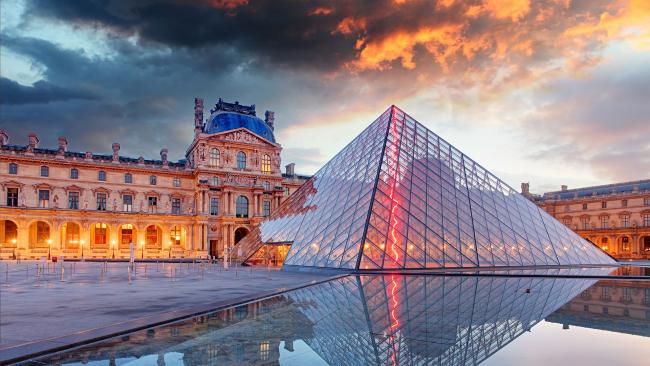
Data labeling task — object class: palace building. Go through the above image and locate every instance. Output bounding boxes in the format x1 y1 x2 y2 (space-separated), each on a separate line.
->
0 98 309 260
526 180 650 260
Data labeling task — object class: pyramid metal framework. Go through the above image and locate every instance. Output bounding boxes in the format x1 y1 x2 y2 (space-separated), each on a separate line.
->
236 106 614 270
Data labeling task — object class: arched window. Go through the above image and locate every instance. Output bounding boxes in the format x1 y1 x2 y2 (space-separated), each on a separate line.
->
237 151 246 170
209 148 220 167
261 154 271 173
236 196 249 218
94 223 107 245
171 226 182 246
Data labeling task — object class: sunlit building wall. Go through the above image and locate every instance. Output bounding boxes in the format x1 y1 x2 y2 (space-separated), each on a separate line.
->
528 181 650 260
0 98 309 260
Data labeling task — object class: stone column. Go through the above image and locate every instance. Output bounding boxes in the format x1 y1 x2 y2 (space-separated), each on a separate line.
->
203 224 208 251
253 194 258 217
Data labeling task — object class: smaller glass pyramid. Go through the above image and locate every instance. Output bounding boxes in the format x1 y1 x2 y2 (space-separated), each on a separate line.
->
235 106 615 270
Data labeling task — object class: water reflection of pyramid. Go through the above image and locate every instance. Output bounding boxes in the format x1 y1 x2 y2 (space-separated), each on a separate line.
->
286 275 599 366
236 106 614 270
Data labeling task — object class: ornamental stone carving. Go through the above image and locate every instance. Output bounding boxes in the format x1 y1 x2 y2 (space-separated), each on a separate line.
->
223 131 263 145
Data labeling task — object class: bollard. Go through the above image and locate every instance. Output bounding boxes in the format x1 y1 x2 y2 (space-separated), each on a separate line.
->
60 265 65 282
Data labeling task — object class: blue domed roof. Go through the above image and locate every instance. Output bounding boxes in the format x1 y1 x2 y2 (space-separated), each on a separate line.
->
205 112 276 143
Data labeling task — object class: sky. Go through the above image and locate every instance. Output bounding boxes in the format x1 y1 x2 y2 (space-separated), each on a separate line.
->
0 0 649 194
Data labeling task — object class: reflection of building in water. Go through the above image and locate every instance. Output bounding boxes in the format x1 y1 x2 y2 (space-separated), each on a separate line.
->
32 273 607 366
546 278 650 337
39 297 315 366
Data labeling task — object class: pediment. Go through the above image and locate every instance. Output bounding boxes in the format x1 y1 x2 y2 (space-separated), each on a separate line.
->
211 128 277 147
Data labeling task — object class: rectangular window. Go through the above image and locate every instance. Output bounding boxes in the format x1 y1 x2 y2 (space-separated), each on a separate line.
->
124 173 132 183
40 166 49 177
123 195 133 212
622 199 628 207
149 175 157 185
70 168 79 179
562 218 571 226
7 188 18 207
210 197 219 216
601 286 610 301
645 289 650 305
98 170 106 181
171 198 181 214
284 187 290 196
601 201 607 209
601 216 609 229
148 196 157 213
263 200 271 217
623 288 631 301
97 193 107 211
621 215 630 228
582 203 587 210
38 189 49 208
581 217 589 230
645 197 650 206
68 192 79 209
644 214 650 227
622 237 630 252
173 177 180 187
8 163 18 175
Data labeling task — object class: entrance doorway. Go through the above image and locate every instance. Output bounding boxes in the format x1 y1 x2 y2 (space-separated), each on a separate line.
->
209 240 218 258
234 227 249 245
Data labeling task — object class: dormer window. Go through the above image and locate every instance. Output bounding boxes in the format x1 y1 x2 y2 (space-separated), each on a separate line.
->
237 151 246 170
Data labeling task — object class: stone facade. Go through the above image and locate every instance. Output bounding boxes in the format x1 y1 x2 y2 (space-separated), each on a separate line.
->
531 180 650 260
0 99 309 260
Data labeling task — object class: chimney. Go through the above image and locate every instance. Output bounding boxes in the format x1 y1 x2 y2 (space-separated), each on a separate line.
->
265 110 275 131
112 142 120 163
194 98 204 136
0 129 8 146
160 148 169 167
285 163 295 176
27 133 39 153
521 182 530 196
57 136 68 152
561 185 568 192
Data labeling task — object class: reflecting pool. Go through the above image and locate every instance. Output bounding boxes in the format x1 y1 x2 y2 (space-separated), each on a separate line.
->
20 274 650 366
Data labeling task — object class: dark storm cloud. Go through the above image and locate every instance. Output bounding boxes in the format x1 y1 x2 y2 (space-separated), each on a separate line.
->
0 77 98 104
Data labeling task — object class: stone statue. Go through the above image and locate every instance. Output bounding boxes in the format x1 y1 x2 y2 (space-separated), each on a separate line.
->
83 199 89 210
53 194 59 208
112 198 117 211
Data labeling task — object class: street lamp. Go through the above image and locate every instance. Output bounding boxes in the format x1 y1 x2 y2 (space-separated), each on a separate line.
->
47 239 52 259
111 240 116 259
168 241 172 258
80 239 86 258
140 240 145 259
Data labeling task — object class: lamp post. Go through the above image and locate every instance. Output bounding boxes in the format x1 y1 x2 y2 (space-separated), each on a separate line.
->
111 240 116 259
47 239 52 260
140 240 145 259
80 239 85 259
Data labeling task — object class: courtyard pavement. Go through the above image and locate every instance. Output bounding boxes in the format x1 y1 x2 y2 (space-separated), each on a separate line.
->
0 260 333 363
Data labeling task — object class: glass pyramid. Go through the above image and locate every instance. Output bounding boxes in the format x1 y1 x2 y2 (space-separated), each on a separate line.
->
236 106 615 270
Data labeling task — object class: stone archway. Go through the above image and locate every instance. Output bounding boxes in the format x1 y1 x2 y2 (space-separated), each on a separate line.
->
234 227 249 245
0 220 18 246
